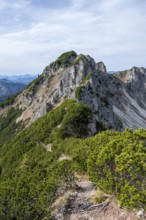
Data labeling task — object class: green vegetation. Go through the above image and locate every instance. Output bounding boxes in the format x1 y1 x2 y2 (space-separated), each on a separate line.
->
0 93 18 108
75 85 85 99
75 72 93 99
0 107 23 148
87 129 146 208
50 51 77 67
88 84 94 94
0 75 44 107
25 74 44 95
96 121 106 132
57 51 77 65
0 99 92 219
73 54 87 65
82 72 92 84
0 100 145 219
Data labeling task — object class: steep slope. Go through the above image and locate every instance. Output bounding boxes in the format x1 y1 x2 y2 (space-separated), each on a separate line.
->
0 102 145 219
113 67 146 129
1 51 146 131
0 51 146 219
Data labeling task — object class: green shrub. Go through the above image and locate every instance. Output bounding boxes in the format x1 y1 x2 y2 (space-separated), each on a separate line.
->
73 54 87 65
75 86 85 99
83 72 92 83
57 51 77 65
49 51 77 67
0 94 18 108
96 121 106 132
26 74 44 95
75 72 93 99
87 130 146 208
0 102 145 219
0 107 22 148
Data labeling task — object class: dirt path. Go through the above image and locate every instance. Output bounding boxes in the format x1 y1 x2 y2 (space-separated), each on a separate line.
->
64 178 96 220
53 176 145 220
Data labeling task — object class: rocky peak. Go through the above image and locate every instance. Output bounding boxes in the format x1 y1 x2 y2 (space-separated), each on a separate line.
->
51 50 77 67
114 66 146 83
96 61 107 73
43 51 77 77
15 52 113 132
2 51 146 132
129 66 146 82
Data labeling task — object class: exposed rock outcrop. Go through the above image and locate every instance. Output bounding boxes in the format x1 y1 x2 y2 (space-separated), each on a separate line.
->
2 51 146 132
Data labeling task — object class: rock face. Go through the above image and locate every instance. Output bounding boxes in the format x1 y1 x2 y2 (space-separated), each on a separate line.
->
113 67 146 129
5 51 146 132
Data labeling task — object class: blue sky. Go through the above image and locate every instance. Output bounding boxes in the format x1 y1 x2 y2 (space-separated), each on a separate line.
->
0 0 146 75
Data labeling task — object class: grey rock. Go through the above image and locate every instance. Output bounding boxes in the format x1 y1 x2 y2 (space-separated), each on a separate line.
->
15 51 146 132
96 61 107 73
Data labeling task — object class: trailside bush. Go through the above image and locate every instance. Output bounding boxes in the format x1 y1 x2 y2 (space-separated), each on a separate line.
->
0 101 145 219
87 130 146 208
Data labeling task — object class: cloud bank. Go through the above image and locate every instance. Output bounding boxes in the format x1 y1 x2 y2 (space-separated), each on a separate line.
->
0 0 146 74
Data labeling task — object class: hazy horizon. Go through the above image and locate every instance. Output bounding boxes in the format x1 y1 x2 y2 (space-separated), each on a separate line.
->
0 73 37 76
0 0 146 75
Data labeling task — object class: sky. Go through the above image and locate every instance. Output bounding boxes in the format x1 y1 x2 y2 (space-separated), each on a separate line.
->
0 0 146 75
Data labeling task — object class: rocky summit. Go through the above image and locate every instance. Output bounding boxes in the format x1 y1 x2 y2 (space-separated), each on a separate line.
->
0 51 146 220
1 51 146 132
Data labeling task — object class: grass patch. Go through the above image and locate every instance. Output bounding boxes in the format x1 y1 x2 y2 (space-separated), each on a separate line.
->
73 54 87 65
49 51 77 67
0 107 23 148
90 189 110 204
75 86 85 99
75 72 93 99
0 93 20 108
25 74 44 96
82 72 92 84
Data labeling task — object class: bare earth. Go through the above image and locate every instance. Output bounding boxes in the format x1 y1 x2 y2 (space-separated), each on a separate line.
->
53 175 145 220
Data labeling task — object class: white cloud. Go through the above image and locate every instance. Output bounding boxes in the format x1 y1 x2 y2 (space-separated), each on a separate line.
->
0 0 146 74
0 0 28 10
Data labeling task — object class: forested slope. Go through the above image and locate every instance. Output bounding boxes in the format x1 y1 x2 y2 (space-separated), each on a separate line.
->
0 100 145 219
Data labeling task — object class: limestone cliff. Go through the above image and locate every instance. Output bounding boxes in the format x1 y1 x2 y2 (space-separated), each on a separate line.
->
1 51 146 132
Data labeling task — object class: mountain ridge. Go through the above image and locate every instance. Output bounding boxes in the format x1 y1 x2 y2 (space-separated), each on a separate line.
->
0 74 37 85
0 51 145 219
1 51 146 132
0 74 37 104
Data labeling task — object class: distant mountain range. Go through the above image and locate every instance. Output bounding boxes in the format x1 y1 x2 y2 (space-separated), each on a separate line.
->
108 71 117 74
0 74 37 102
1 51 145 131
0 74 37 85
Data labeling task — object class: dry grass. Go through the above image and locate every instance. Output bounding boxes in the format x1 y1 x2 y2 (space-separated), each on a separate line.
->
90 189 111 204
52 190 75 215
74 173 90 182
52 194 67 213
